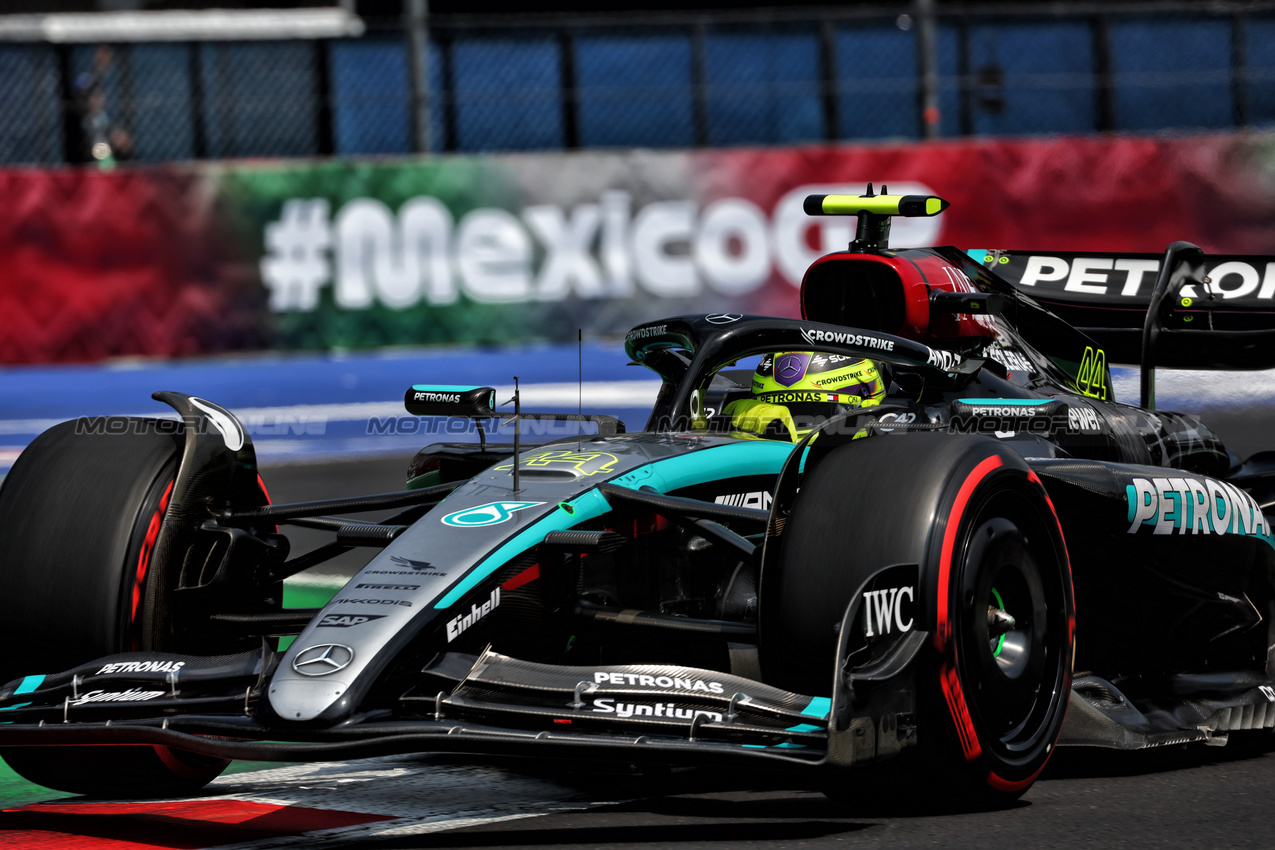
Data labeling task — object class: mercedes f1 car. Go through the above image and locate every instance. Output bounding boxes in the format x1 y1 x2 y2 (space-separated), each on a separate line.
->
1 189 1274 807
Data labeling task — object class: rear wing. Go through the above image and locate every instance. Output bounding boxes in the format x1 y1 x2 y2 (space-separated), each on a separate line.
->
972 248 1275 371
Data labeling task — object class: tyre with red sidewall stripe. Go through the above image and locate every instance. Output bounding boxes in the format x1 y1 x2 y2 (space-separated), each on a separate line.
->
0 418 236 797
761 433 1074 806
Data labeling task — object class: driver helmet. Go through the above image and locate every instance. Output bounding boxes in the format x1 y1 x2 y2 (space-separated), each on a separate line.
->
723 351 886 442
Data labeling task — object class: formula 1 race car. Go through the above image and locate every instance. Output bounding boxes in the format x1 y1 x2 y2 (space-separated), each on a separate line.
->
1 189 1273 808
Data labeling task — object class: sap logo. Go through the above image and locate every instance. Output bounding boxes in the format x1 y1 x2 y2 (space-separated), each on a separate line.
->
591 698 723 722
714 491 772 510
809 354 855 367
445 587 501 642
592 672 725 694
863 586 915 638
1126 477 1273 541
1068 407 1101 433
317 614 386 628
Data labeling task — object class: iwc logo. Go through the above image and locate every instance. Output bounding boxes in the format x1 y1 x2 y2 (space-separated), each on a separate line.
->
292 644 354 676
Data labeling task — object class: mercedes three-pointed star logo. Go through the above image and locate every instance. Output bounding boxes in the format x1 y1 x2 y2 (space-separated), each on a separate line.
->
292 643 354 677
778 355 804 379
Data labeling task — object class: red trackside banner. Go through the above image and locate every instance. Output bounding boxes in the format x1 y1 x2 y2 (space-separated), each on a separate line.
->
3 133 1275 364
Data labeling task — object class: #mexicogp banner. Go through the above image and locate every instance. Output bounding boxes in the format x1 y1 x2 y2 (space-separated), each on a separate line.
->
4 133 1275 363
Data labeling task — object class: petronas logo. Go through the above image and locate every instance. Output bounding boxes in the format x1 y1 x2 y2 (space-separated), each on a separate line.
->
441 501 544 528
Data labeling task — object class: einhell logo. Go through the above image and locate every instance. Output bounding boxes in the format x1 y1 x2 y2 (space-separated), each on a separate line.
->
446 587 501 643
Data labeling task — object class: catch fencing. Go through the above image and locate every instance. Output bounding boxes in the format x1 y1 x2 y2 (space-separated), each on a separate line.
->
5 2 1275 165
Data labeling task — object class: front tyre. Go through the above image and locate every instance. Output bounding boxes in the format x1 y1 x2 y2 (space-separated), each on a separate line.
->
761 435 1073 806
0 418 231 797
929 445 1074 800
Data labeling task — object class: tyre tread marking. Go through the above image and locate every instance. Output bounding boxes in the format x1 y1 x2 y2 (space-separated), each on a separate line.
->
131 479 175 626
935 454 1003 764
979 467 1076 793
1027 468 1077 646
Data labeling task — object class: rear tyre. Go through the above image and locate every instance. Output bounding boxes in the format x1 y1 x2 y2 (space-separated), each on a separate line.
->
760 434 1073 807
0 418 231 797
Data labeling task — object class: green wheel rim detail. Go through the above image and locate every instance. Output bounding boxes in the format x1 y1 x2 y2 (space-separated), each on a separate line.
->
990 586 1006 658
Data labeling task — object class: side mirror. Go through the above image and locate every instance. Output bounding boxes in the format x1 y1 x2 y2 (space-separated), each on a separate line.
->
404 385 498 417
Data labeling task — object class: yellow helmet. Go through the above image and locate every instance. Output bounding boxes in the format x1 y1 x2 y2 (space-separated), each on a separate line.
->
725 352 886 442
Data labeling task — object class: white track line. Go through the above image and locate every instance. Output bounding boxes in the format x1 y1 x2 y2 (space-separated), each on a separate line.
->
187 756 628 849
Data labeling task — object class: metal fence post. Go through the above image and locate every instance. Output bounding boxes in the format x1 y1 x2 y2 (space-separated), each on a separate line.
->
957 15 972 137
189 43 207 159
440 31 458 153
405 0 430 154
559 28 579 149
56 43 79 163
1232 12 1248 129
1093 14 1116 132
316 40 335 156
692 21 709 147
819 19 841 142
916 0 940 139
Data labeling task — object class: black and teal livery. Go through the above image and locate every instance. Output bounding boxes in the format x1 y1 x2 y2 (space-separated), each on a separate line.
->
1 194 1275 808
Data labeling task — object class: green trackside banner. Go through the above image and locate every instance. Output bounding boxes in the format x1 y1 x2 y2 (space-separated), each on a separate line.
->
5 134 1275 363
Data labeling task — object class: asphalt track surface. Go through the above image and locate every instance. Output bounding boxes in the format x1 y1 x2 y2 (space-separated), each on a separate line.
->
5 454 1275 848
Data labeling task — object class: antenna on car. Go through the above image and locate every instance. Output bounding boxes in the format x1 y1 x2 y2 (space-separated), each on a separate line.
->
502 377 522 493
803 184 949 253
578 328 583 448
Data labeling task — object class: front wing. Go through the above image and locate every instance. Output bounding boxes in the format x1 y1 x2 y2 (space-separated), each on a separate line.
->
0 567 928 774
